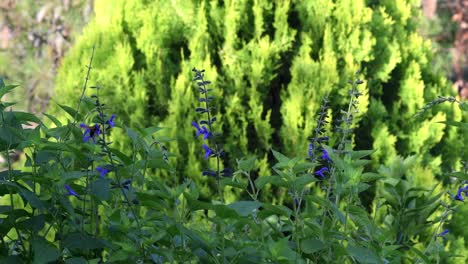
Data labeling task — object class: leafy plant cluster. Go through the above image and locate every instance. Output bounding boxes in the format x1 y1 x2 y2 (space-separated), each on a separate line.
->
0 56 467 263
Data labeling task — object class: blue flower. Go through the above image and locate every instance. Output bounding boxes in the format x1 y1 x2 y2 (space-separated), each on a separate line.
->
321 149 331 162
202 170 217 177
65 184 78 197
438 229 449 236
108 114 116 128
455 185 468 201
318 136 329 142
80 123 101 143
315 167 329 179
96 166 110 178
192 121 211 140
202 144 213 159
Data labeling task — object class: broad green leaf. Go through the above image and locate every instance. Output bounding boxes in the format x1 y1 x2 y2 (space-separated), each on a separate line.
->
347 245 380 264
459 102 468 112
33 238 60 264
349 149 376 160
184 194 213 211
135 192 168 211
0 83 18 98
255 176 287 189
220 178 247 189
213 204 238 218
43 112 62 127
12 111 42 124
227 201 261 217
238 155 257 171
91 178 110 201
271 149 290 163
20 189 45 209
141 126 163 137
259 203 292 218
65 257 87 264
293 175 317 189
63 233 106 250
57 103 82 121
23 214 46 232
300 238 326 254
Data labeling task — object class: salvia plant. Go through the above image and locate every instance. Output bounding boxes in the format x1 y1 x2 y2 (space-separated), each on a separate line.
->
0 47 467 264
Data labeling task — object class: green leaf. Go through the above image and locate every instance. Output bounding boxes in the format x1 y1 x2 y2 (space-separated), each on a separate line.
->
459 102 468 112
259 203 292 218
20 189 45 209
220 178 247 189
361 172 384 182
255 176 287 189
65 257 87 264
135 192 168 211
347 245 380 264
91 178 110 201
63 233 106 250
293 175 317 189
57 103 82 121
184 194 213 211
271 149 290 163
300 238 326 254
141 126 163 137
410 246 431 264
213 204 239 218
0 83 18 99
23 214 46 233
238 155 257 171
12 111 42 124
43 112 62 127
349 149 375 160
33 238 60 264
227 201 261 217
108 147 133 165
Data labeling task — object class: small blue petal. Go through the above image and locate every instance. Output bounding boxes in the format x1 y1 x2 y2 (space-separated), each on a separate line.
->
96 166 110 178
438 229 449 236
65 184 78 197
315 167 329 179
108 114 116 128
202 144 213 159
321 149 331 162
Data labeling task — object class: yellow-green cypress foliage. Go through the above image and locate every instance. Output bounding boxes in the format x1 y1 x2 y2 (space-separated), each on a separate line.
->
51 0 463 198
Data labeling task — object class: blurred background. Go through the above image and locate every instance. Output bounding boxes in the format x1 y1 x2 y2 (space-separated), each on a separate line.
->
0 0 93 113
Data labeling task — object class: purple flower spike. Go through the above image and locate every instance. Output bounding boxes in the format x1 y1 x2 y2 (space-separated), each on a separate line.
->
315 167 329 179
108 114 116 128
308 143 314 158
96 166 110 178
202 144 213 159
192 121 211 140
65 184 78 197
321 149 331 162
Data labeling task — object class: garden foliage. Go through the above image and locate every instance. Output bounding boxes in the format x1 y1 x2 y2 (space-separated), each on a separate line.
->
1 67 467 262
